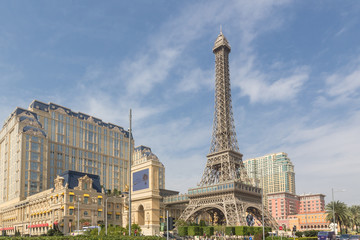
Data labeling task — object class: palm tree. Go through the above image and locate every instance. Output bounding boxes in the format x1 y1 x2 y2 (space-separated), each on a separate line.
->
326 201 349 234
348 205 360 232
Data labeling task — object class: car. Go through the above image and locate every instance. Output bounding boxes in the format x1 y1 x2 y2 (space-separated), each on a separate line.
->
349 235 360 240
340 234 351 240
318 231 336 240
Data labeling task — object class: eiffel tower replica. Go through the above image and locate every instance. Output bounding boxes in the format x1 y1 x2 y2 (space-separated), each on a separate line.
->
178 31 278 228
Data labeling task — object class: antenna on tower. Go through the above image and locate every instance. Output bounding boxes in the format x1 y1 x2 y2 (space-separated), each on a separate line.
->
220 25 222 34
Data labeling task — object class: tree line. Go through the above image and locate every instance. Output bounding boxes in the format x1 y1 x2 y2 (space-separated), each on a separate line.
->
326 201 360 234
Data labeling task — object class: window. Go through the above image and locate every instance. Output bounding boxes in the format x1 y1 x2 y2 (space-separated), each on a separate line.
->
98 211 101 217
69 209 73 215
70 195 74 202
98 198 102 205
84 197 89 204
84 211 88 216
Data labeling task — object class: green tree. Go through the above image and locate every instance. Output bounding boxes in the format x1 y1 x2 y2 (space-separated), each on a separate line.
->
348 205 360 233
326 201 349 233
126 223 142 235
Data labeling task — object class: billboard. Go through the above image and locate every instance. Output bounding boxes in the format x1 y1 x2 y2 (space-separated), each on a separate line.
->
132 168 149 191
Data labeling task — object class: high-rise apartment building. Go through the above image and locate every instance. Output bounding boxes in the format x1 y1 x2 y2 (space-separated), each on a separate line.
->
243 152 296 207
0 100 133 203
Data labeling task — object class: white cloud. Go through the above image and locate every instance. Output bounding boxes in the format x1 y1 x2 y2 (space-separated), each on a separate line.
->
285 111 360 205
326 68 360 98
232 58 309 103
176 68 213 93
315 59 360 108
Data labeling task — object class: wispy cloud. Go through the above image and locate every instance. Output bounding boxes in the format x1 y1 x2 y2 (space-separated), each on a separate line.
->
315 58 360 108
232 57 309 103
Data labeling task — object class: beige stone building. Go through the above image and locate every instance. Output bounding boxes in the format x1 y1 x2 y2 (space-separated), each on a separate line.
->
128 146 165 236
0 100 133 203
0 170 123 236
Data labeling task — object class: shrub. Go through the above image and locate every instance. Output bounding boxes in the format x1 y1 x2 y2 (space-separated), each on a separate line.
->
188 226 201 236
235 226 248 236
248 226 256 235
178 226 188 236
225 226 235 235
303 230 319 237
47 228 56 236
254 226 263 234
203 226 214 236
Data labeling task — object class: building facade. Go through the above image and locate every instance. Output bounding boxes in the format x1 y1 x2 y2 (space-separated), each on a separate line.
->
243 152 296 208
267 192 300 227
127 145 166 235
268 192 328 231
0 170 123 236
299 193 325 214
0 100 133 203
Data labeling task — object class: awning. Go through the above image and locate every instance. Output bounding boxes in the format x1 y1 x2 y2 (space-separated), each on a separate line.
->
69 206 74 209
69 192 75 195
98 209 103 212
116 212 121 215
0 227 14 231
107 211 112 215
28 223 49 228
60 206 64 209
83 194 90 197
97 195 103 198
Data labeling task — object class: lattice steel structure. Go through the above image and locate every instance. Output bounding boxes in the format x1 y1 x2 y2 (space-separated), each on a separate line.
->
200 31 249 186
177 31 278 228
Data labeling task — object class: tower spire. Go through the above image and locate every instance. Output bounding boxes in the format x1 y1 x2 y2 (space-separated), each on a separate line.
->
210 31 237 153
199 32 248 186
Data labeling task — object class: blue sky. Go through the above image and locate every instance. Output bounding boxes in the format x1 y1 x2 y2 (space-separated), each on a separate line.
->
1 1 359 205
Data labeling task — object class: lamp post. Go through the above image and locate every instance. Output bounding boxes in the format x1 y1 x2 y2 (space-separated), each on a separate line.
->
250 169 265 240
332 188 346 235
261 168 265 240
128 109 132 236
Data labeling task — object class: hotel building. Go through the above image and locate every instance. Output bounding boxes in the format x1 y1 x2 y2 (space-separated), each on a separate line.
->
268 192 327 231
243 152 296 208
0 100 133 203
0 170 124 236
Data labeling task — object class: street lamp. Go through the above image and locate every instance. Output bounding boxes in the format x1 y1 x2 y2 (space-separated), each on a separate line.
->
250 169 265 240
332 188 346 235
